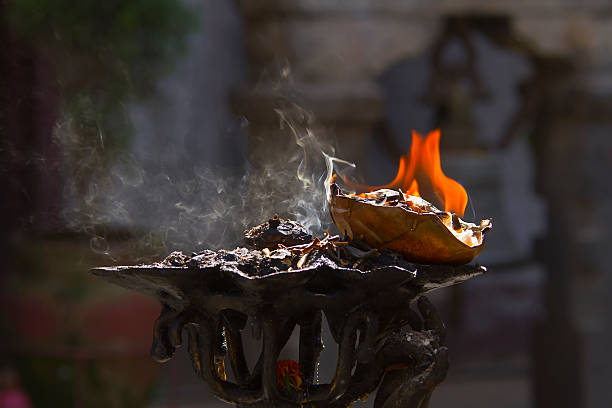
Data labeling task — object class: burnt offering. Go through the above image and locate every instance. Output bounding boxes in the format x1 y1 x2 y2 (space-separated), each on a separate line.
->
329 183 492 264
332 129 492 264
92 217 485 407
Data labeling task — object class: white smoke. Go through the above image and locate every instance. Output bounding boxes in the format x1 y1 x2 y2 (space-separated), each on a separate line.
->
57 104 354 262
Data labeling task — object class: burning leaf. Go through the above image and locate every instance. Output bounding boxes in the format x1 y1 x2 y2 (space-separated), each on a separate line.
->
330 129 491 264
329 184 491 264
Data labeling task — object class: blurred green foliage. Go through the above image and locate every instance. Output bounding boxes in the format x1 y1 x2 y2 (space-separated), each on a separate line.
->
6 0 198 154
4 2 198 406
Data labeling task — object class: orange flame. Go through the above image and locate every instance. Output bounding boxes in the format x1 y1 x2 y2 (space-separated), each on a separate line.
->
343 129 468 216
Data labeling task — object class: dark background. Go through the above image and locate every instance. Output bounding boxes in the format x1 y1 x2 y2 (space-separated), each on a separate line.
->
2 1 612 407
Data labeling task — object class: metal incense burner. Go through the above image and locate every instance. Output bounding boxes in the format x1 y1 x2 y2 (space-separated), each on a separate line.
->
91 217 485 407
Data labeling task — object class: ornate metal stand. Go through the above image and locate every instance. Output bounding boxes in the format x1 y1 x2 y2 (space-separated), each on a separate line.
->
91 221 484 407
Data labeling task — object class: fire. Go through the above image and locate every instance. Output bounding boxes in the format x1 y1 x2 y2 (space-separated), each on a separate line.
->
343 129 468 216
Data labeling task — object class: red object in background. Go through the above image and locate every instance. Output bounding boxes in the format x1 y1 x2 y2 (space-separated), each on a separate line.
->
82 295 160 350
0 293 159 356
276 360 302 391
0 298 59 343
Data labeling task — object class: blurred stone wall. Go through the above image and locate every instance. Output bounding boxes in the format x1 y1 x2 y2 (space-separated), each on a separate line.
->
232 1 612 407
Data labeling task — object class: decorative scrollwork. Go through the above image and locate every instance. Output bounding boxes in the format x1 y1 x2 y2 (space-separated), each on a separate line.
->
147 294 449 407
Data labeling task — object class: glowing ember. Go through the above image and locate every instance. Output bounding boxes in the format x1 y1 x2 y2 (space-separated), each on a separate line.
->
343 129 468 216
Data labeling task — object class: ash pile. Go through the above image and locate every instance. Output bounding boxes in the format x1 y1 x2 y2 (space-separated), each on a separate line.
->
155 215 483 288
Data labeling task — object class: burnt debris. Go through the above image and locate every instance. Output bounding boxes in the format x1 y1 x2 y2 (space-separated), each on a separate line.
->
243 215 312 250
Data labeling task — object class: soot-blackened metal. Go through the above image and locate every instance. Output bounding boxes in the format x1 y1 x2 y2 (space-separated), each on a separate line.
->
91 221 485 407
